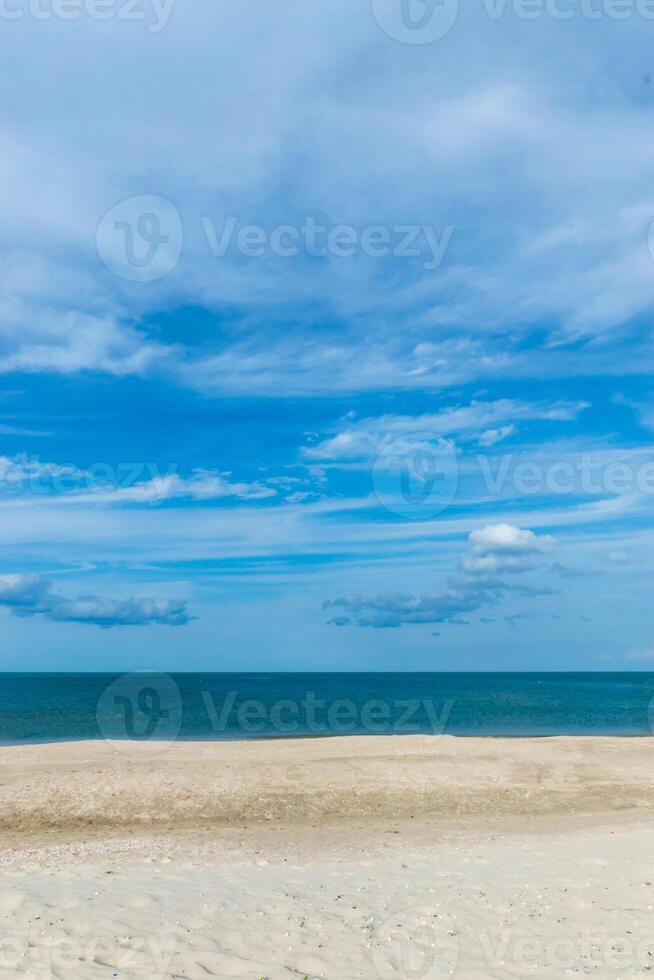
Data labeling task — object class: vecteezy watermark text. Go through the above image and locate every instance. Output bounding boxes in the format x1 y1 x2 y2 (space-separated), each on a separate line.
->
0 0 174 29
476 452 654 496
201 691 455 736
201 216 454 270
478 926 654 973
0 456 179 501
371 915 654 979
0 933 177 973
371 0 654 46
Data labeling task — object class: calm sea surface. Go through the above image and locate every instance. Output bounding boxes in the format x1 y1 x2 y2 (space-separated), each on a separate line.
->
0 672 653 743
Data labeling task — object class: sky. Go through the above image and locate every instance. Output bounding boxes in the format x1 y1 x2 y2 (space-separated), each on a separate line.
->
0 0 653 670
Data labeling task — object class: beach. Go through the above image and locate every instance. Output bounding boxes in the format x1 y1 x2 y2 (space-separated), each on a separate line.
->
1 736 653 977
1 734 653 835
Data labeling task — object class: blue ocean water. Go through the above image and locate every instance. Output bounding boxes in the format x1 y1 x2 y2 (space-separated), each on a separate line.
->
0 672 653 743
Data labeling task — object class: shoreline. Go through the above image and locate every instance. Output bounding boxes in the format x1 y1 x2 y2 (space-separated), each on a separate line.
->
1 728 653 747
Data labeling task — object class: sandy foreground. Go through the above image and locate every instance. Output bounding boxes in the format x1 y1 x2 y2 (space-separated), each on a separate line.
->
0 735 653 978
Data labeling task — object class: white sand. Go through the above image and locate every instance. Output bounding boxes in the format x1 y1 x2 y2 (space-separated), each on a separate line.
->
0 819 653 978
0 737 653 978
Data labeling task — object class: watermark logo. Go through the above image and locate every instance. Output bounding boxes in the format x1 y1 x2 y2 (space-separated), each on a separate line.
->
371 0 459 43
372 906 458 979
96 670 182 753
96 194 183 282
372 432 458 520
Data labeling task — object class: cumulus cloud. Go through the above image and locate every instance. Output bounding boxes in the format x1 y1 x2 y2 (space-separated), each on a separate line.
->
462 523 554 576
324 523 555 628
0 574 191 628
324 584 498 629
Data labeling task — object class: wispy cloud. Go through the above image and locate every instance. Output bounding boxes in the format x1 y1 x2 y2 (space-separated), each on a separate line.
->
477 425 515 448
304 400 587 462
2 5 654 399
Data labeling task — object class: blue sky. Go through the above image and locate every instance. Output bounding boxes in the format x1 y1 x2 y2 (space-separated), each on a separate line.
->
0 0 653 669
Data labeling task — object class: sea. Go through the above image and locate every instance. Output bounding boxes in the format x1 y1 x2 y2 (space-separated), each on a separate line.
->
0 672 653 743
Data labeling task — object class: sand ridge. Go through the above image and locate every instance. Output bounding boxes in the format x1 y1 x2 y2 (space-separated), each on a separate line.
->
0 734 652 836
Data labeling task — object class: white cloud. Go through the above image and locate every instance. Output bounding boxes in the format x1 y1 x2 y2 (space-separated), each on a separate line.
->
304 400 585 462
478 425 515 447
462 523 554 575
0 454 83 489
467 523 554 555
80 471 277 505
0 6 652 395
325 523 556 628
0 574 190 627
0 457 277 505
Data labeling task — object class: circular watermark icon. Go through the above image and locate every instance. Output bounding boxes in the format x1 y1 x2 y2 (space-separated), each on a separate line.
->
372 906 458 980
372 432 458 520
96 194 183 282
371 0 459 44
96 670 182 753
